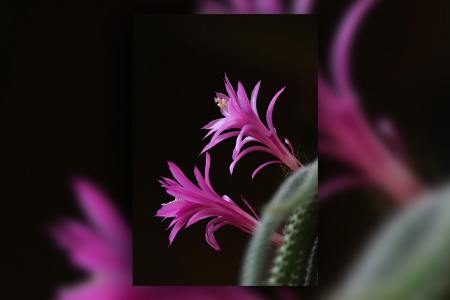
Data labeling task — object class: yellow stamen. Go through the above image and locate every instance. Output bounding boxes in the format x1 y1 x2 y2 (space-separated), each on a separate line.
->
214 97 228 109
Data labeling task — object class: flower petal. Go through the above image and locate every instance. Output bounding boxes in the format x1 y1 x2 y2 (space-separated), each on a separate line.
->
266 87 286 133
237 81 251 111
158 153 259 250
168 215 190 245
331 0 378 97
230 145 273 174
202 118 223 130
186 209 219 228
201 131 239 154
250 80 261 115
240 196 259 220
205 218 230 251
204 152 213 190
224 75 240 113
251 160 283 179
167 162 198 190
266 87 285 132
194 166 215 194
232 124 254 159
72 178 130 245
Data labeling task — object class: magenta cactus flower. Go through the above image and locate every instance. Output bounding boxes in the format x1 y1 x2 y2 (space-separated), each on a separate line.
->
52 178 145 300
158 153 282 250
53 178 288 299
202 76 301 178
198 0 314 14
318 0 424 204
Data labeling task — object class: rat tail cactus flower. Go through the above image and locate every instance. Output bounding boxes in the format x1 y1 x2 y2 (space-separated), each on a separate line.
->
318 0 424 204
52 178 153 300
157 153 282 250
202 76 301 178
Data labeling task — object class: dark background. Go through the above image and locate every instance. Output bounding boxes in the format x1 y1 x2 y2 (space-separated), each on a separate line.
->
132 15 317 285
0 1 195 299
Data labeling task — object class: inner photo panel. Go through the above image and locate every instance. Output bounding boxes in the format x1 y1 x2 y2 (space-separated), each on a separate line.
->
133 15 317 285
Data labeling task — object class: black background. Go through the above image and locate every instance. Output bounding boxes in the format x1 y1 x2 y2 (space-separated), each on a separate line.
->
132 15 316 285
0 1 194 299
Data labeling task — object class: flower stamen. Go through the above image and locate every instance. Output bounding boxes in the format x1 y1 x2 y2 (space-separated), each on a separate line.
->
214 97 228 109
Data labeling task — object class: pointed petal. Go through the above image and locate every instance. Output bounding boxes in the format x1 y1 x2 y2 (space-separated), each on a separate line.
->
266 87 286 132
232 124 253 159
52 220 126 274
168 216 189 245
241 196 259 219
167 162 197 190
202 118 222 130
224 75 240 112
193 166 214 194
156 200 185 218
201 131 239 154
233 135 257 160
204 152 213 192
72 178 130 245
237 81 251 110
205 218 230 251
250 81 261 115
230 145 273 174
163 187 214 205
186 209 218 228
207 120 237 146
331 0 378 97
159 177 178 187
251 160 283 179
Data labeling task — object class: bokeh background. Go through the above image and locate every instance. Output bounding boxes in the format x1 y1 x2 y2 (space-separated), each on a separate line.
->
132 15 316 285
319 0 450 288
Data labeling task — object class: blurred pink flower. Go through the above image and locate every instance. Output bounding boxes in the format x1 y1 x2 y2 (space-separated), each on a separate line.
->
318 0 424 204
197 0 314 14
158 153 282 250
202 76 301 178
52 178 148 300
52 178 290 299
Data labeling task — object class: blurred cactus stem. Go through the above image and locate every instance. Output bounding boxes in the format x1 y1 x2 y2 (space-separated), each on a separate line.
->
328 183 450 300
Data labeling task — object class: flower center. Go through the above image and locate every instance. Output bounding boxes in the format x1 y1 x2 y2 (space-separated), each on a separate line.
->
214 97 228 110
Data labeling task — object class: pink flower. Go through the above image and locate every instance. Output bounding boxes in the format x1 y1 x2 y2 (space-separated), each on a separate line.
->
318 0 424 204
202 76 301 178
52 178 146 300
197 0 314 14
157 153 280 251
52 178 288 299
